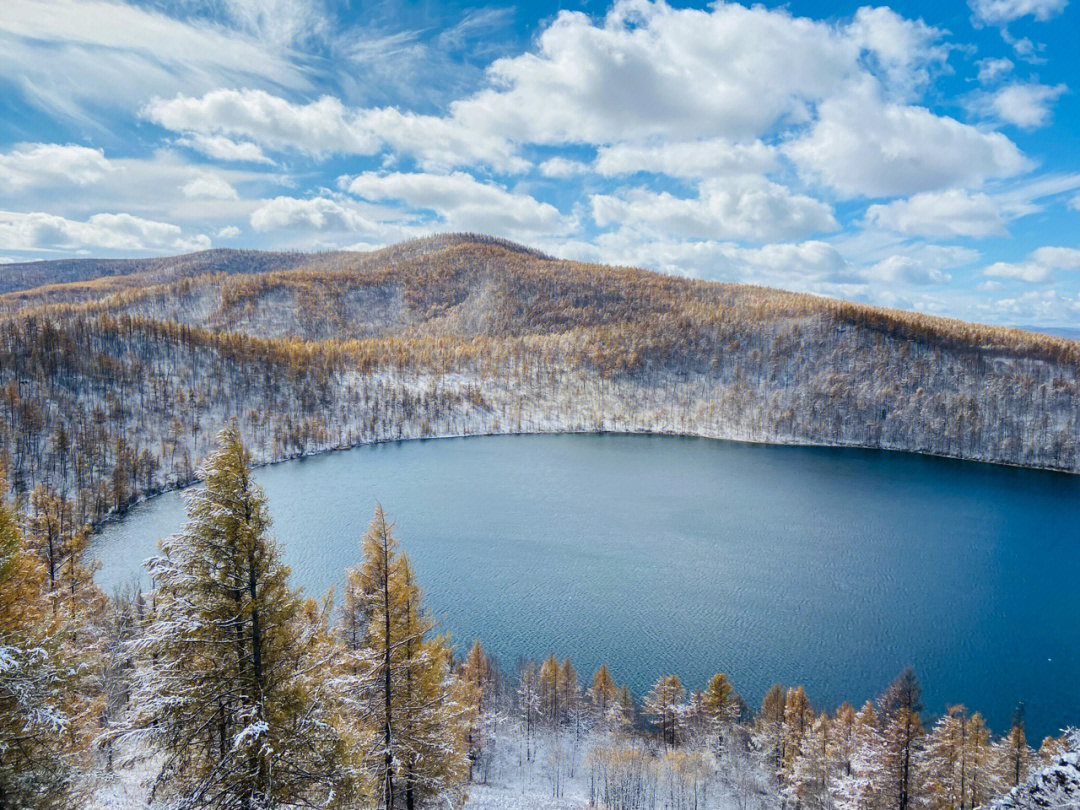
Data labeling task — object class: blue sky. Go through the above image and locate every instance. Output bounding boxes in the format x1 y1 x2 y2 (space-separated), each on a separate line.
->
1 0 1079 325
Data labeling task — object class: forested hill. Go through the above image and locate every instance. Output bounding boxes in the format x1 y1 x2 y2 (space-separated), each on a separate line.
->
2 234 1078 523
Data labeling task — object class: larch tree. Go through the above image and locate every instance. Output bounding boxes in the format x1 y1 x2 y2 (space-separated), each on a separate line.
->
458 639 495 783
998 703 1032 789
643 674 686 750
878 667 925 810
539 654 561 727
0 481 90 809
830 701 888 810
587 663 618 726
789 712 833 810
756 683 787 778
342 504 469 810
919 705 969 810
126 426 353 810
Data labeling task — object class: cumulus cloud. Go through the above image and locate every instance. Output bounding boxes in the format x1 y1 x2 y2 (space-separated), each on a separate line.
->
144 89 525 172
0 143 112 191
217 225 241 239
177 134 274 164
590 177 837 242
249 196 381 233
866 189 1007 238
539 157 589 179
0 210 210 252
987 82 1068 128
343 171 574 236
786 81 1031 198
865 255 952 285
594 140 777 180
586 232 850 289
985 246 1080 282
181 173 239 200
968 0 1068 25
450 2 945 145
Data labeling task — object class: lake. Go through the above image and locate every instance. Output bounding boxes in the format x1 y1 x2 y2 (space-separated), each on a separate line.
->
90 433 1080 740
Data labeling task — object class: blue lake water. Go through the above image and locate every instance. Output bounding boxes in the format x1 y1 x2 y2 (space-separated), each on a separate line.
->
90 433 1080 740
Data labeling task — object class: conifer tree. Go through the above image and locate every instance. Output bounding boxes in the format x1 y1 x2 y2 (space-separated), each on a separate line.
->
1000 703 1031 788
644 674 686 749
830 701 888 810
789 712 833 810
342 504 469 810
539 654 561 727
127 426 352 809
756 683 787 776
459 639 494 782
0 481 89 809
878 668 925 810
588 663 618 724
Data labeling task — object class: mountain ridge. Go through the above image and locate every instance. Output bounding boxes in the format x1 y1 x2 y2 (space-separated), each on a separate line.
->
1 235 1078 526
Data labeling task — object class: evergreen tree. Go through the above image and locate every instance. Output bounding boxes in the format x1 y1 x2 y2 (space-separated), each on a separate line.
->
127 426 352 809
342 504 469 810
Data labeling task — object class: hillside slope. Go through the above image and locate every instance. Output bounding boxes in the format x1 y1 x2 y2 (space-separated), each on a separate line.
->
1 235 1077 523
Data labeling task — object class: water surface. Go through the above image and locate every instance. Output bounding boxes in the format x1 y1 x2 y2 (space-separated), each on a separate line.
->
91 434 1080 739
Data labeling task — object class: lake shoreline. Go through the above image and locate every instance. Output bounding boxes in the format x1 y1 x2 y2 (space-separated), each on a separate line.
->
93 424 1079 536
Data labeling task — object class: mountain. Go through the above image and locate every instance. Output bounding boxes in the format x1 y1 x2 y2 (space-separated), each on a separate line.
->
1 234 1078 524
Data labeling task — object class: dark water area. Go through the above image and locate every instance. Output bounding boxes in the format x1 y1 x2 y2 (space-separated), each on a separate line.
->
91 433 1080 740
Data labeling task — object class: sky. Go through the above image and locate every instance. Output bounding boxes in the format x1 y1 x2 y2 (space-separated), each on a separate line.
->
1 0 1079 326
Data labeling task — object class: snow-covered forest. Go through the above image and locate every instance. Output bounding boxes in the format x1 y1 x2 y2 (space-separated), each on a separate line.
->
3 236 1080 808
2 425 1077 810
2 235 1080 531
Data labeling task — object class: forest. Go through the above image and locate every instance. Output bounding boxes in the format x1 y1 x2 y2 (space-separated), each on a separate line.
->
1 234 1080 535
2 425 1077 810
3 235 1080 808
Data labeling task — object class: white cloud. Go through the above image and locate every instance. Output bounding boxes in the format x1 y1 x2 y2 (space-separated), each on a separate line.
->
786 81 1031 198
976 57 1014 84
1071 194 1080 211
144 89 525 172
181 173 239 200
990 289 1080 324
0 143 112 191
594 140 778 180
539 157 589 179
585 232 850 289
590 177 837 242
177 134 274 164
249 196 381 233
984 246 1080 282
968 0 1068 24
988 82 1068 128
866 189 1006 238
0 210 210 252
450 2 946 146
217 225 241 239
865 255 951 285
343 171 574 235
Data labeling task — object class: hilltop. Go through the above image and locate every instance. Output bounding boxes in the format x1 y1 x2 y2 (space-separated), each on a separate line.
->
1 234 1078 523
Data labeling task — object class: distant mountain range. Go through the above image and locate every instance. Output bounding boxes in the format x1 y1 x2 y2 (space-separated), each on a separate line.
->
1 234 1078 521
